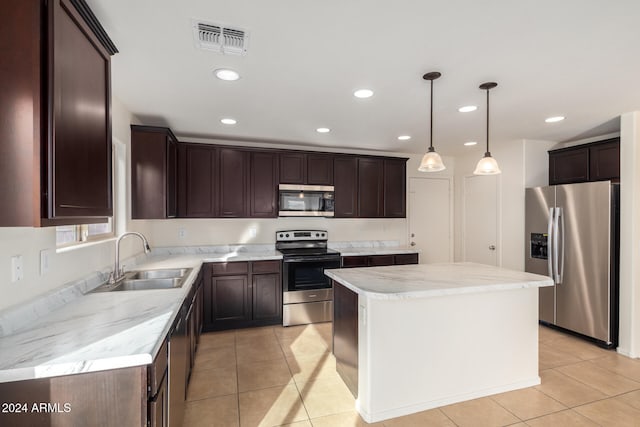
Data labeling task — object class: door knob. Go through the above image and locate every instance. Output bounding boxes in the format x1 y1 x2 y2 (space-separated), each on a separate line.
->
410 242 416 246
489 245 496 251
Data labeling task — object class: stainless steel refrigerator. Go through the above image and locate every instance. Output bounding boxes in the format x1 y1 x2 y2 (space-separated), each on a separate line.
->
525 181 619 347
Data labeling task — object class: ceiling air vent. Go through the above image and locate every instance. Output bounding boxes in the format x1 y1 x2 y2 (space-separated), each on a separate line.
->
193 20 248 56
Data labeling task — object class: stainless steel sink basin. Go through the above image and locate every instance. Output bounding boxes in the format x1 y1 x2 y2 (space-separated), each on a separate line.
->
128 268 191 280
114 278 183 291
91 268 192 292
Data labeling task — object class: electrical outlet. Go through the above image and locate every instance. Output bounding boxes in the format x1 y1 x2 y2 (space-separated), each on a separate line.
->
178 227 186 239
40 249 51 276
249 227 257 238
11 255 23 282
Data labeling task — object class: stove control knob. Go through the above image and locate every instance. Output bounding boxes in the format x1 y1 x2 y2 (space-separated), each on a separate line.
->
278 233 283 238
316 233 319 237
285 233 290 238
321 233 326 237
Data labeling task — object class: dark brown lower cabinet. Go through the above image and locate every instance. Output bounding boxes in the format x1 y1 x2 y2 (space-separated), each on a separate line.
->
0 367 146 427
204 260 282 331
341 252 419 268
333 281 358 398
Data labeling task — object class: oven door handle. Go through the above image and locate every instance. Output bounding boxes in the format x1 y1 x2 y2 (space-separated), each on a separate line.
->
283 257 341 263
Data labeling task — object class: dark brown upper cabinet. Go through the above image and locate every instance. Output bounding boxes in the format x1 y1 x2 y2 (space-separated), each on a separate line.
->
250 151 279 217
334 156 358 218
178 143 218 218
549 138 620 185
358 157 385 218
219 148 249 217
131 126 178 219
589 139 620 182
279 152 334 185
0 0 117 226
383 158 407 217
306 154 334 185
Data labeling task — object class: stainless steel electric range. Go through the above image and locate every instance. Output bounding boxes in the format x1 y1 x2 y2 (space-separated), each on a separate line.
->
276 230 341 326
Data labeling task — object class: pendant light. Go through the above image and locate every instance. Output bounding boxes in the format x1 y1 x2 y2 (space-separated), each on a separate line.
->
473 82 501 175
418 72 446 172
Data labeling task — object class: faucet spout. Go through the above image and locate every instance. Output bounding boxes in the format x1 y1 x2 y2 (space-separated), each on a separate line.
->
111 232 151 283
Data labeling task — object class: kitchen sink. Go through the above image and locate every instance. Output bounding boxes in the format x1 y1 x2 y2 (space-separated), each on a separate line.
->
91 268 192 292
127 268 191 280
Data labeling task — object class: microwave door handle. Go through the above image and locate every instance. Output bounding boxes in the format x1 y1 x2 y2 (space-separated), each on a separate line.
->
547 207 554 281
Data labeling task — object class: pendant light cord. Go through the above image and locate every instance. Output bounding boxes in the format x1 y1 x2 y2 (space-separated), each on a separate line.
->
429 78 434 150
485 87 490 155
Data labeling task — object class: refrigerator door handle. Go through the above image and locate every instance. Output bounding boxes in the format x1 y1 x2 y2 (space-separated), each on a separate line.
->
547 207 555 280
558 207 565 284
553 207 561 284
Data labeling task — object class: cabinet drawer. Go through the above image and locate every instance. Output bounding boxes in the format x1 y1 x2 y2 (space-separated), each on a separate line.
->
368 255 395 267
252 260 281 274
394 253 419 265
211 262 249 276
148 339 168 397
342 256 368 268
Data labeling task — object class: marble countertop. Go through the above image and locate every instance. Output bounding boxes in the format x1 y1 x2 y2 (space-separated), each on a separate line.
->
325 262 553 300
0 250 281 384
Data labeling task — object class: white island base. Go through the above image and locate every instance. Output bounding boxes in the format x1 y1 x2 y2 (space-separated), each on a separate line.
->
326 263 553 423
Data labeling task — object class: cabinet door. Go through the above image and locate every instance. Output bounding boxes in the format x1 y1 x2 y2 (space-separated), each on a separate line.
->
307 154 334 185
131 127 176 219
166 136 178 218
280 153 306 184
358 157 384 217
148 372 168 427
549 147 589 185
334 156 358 217
48 0 112 219
250 151 278 217
590 139 620 182
252 273 282 321
383 159 406 217
219 148 248 217
210 275 250 325
179 144 217 217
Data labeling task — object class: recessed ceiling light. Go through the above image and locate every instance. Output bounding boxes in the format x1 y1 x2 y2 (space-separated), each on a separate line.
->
464 141 478 146
316 127 330 133
220 118 237 125
353 89 374 98
458 105 478 113
397 135 411 141
214 68 240 81
545 116 565 123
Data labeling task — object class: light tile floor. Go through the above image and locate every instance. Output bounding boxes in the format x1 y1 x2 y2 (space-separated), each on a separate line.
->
183 323 640 426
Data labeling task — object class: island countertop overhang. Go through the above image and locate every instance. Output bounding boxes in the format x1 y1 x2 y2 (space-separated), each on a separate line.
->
325 262 554 300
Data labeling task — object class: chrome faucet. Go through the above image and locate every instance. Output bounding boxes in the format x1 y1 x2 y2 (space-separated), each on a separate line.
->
110 232 151 283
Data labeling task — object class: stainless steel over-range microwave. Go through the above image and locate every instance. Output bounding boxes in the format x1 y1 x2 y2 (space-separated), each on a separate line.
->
278 184 335 217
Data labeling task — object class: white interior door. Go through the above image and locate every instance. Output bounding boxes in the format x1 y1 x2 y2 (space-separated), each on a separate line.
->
463 175 499 265
409 177 452 263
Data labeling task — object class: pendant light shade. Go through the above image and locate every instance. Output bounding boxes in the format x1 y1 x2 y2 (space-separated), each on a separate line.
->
418 72 446 172
474 82 501 175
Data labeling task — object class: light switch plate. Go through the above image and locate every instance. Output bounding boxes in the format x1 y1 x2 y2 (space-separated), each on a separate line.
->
178 227 186 239
40 249 51 276
11 255 23 282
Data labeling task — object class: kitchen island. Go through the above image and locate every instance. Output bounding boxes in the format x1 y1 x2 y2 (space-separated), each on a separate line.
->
325 262 553 423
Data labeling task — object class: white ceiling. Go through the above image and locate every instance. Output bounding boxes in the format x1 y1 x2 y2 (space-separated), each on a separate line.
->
87 0 640 156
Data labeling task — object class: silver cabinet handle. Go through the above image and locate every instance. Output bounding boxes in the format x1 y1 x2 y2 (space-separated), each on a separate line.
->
488 245 496 251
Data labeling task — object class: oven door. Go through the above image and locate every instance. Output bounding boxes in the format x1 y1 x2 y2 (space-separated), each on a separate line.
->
282 257 341 292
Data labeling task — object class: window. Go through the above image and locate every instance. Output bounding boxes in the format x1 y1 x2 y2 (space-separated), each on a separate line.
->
56 219 113 247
